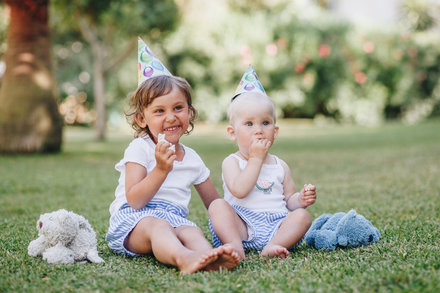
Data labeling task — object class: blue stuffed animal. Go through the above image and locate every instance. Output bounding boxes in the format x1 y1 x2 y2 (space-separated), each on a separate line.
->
305 209 380 251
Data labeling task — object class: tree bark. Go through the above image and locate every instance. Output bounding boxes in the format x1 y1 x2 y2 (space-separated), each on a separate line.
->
0 0 63 153
78 18 106 141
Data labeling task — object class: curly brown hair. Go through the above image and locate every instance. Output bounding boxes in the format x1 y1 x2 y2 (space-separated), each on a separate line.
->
126 75 197 139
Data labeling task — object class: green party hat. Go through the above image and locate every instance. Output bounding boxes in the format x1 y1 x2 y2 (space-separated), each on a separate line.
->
138 37 172 86
232 64 266 100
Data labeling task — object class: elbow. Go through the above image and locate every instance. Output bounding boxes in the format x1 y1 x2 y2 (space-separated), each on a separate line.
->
126 196 144 210
229 187 249 199
127 201 143 210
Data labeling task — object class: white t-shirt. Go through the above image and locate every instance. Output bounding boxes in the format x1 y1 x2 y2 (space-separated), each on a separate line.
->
223 154 288 213
109 136 210 217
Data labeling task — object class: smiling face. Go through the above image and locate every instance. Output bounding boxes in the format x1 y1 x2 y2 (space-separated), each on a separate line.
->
128 75 196 140
136 87 190 144
227 92 278 159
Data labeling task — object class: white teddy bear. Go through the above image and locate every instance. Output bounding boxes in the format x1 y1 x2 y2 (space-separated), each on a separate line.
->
28 209 104 264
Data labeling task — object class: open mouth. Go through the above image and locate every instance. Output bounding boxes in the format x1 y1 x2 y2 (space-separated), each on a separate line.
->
163 126 181 133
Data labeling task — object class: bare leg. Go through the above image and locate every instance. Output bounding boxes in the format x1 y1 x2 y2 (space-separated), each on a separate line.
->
125 217 219 274
261 208 312 258
176 225 213 251
208 199 247 260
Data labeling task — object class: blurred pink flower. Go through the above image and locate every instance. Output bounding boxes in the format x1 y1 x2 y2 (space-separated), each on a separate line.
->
294 62 306 74
318 44 331 58
240 45 251 57
355 72 367 85
363 42 375 54
266 43 278 56
276 38 288 49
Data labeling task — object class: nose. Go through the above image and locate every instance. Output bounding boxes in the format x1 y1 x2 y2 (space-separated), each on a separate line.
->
165 112 176 122
254 125 263 134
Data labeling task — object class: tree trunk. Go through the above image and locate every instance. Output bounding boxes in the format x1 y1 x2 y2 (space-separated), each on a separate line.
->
92 41 106 141
78 18 106 141
0 0 62 153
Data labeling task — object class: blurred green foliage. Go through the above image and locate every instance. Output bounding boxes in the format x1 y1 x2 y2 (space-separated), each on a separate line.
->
49 0 178 127
164 1 440 126
1 0 440 127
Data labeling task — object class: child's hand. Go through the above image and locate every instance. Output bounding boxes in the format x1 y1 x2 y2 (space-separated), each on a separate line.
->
249 138 271 161
155 141 176 174
299 184 316 207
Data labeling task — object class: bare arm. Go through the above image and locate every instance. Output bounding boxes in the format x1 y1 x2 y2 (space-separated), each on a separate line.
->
281 159 317 211
223 139 271 198
125 142 175 209
194 178 222 209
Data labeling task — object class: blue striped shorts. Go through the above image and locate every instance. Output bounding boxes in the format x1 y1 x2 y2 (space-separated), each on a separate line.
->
209 205 291 251
106 199 196 256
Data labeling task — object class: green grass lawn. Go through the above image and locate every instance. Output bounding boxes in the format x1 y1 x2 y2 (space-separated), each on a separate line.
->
1 119 439 292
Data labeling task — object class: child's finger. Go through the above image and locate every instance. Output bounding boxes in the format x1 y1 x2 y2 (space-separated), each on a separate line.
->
303 194 316 200
157 141 169 152
304 184 315 192
168 154 177 163
304 189 316 195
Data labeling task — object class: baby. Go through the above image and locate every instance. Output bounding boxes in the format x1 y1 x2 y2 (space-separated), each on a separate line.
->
209 65 317 259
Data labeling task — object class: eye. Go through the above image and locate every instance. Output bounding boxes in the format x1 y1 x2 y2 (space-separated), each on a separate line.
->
263 121 270 126
174 105 183 111
246 122 253 126
154 109 164 113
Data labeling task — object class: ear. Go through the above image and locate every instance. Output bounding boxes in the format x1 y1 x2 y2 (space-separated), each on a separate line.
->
135 113 147 128
274 125 279 139
226 125 236 141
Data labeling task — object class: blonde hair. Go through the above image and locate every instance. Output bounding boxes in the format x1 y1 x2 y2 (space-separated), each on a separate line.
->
126 75 197 138
227 92 276 124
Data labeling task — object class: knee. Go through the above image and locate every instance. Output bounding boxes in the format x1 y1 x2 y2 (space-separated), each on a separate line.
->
177 226 204 242
292 208 312 228
208 198 229 216
188 226 204 237
149 217 172 232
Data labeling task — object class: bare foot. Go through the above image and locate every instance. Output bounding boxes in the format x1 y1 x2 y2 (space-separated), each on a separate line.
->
177 249 219 275
227 243 246 261
260 244 290 258
204 245 240 271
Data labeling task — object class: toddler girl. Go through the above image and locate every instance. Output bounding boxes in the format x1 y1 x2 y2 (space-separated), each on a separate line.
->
106 38 239 274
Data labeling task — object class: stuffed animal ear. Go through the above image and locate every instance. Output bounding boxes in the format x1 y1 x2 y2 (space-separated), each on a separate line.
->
308 213 332 231
76 214 93 232
346 209 357 217
335 210 357 247
320 212 345 231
